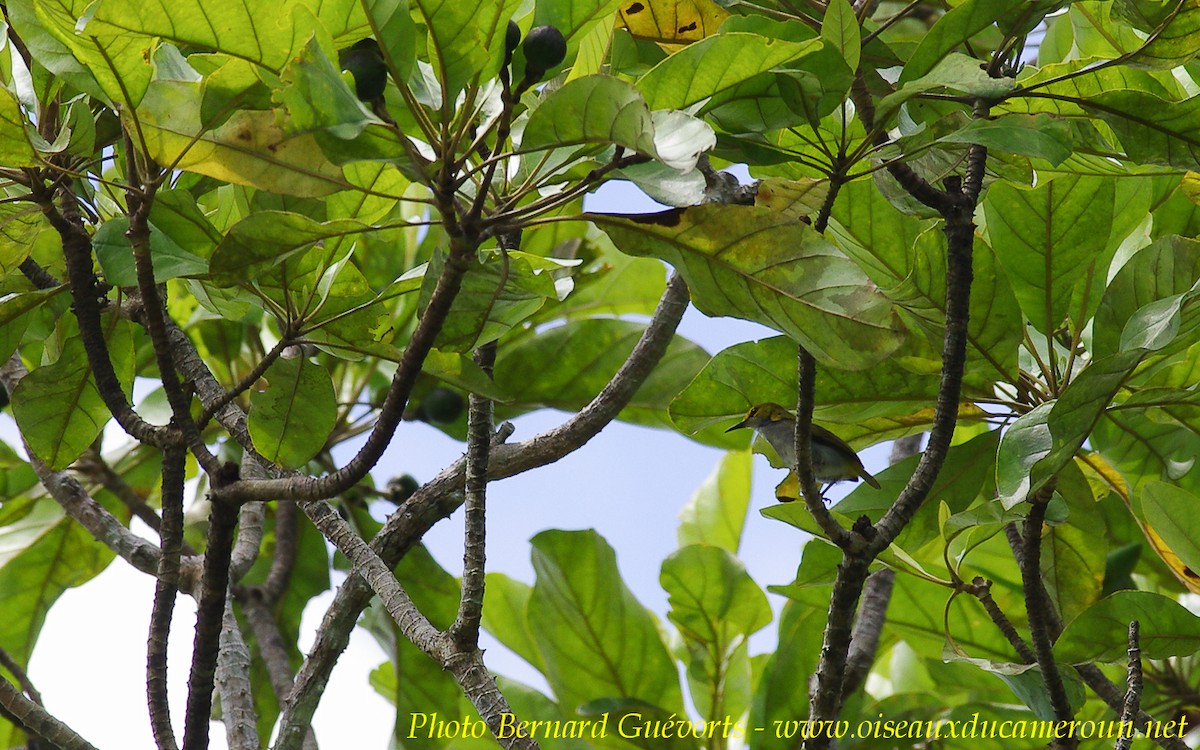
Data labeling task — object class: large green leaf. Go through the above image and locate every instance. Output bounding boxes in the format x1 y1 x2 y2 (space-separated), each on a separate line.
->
1056 591 1200 663
1091 90 1200 171
481 573 544 673
210 212 377 285
636 33 821 111
522 76 658 157
676 450 752 553
1140 482 1200 577
0 496 117 667
1114 0 1200 69
898 0 1027 83
661 544 769 720
416 250 561 352
0 87 39 167
983 174 1115 335
10 319 133 470
661 544 771 645
133 49 347 197
668 335 986 448
93 217 210 285
528 530 684 714
247 356 337 468
1094 235 1200 357
592 206 904 370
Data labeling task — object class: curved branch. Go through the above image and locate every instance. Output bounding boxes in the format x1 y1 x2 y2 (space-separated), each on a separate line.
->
38 186 168 447
216 246 475 503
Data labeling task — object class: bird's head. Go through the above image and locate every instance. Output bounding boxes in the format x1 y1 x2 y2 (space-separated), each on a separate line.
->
726 402 793 433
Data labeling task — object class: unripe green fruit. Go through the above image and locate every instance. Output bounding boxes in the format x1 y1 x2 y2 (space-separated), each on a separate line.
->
522 25 566 77
339 39 388 101
419 387 465 424
388 474 420 503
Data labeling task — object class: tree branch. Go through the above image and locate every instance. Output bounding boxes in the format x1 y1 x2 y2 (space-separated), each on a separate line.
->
147 442 186 750
1115 621 1142 750
450 343 495 648
216 246 475 503
301 501 537 750
274 275 690 748
0 674 97 750
216 593 260 750
1019 490 1076 748
182 497 240 750
794 347 853 548
37 184 167 447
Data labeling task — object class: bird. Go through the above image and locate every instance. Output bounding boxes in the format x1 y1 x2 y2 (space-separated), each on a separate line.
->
726 402 881 501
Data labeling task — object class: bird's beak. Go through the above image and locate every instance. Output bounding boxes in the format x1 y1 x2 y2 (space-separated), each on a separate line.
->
725 418 748 433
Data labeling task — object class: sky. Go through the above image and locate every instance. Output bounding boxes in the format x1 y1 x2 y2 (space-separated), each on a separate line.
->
3 176 896 749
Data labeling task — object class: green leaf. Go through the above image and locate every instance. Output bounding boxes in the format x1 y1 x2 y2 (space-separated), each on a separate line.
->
522 76 658 157
669 335 958 445
636 33 821 111
592 206 904 370
996 402 1054 509
0 87 38 167
983 174 1115 335
1114 0 1200 68
481 573 544 673
1091 90 1200 171
938 113 1073 165
93 217 210 285
247 356 337 469
662 544 771 645
210 212 375 286
528 529 684 713
1140 482 1200 577
30 0 154 105
364 0 417 86
677 450 753 553
277 37 381 140
417 250 559 352
494 318 709 430
899 0 1026 83
1094 235 1200 357
821 0 860 73
11 320 133 470
134 50 347 198
0 496 117 667
661 545 769 722
1056 591 1200 663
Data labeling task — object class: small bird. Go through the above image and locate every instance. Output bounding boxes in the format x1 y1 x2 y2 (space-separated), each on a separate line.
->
726 402 881 501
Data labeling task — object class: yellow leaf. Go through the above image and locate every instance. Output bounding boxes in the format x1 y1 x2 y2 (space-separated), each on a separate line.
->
616 0 729 48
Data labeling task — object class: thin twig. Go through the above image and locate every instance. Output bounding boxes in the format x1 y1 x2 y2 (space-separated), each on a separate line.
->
1116 621 1142 750
795 347 852 548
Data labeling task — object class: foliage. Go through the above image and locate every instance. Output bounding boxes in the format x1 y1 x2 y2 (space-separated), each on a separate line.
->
2 0 1200 749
